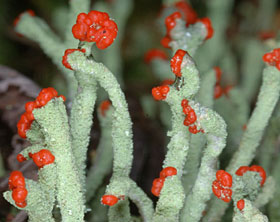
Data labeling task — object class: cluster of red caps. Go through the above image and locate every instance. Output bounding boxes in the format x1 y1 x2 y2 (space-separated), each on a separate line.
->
17 87 66 139
181 99 203 134
212 170 233 203
72 11 118 49
161 2 213 49
8 171 28 208
170 49 187 77
235 165 266 186
99 100 112 116
235 165 266 211
144 49 168 64
151 166 177 197
212 165 266 211
62 48 86 70
262 48 280 71
17 149 55 168
151 85 170 101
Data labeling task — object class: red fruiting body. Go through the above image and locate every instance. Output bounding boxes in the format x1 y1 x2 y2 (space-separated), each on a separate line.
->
28 152 33 158
17 87 64 140
212 169 233 202
72 11 118 49
188 125 199 134
170 49 187 77
249 165 266 186
185 110 197 125
13 10 35 27
35 87 59 107
183 115 192 126
181 98 203 134
235 165 266 186
152 178 165 188
213 67 222 82
16 154 27 163
100 100 111 116
32 149 55 168
161 36 172 48
182 105 192 115
212 180 232 202
151 167 176 197
216 170 232 187
151 85 170 101
151 178 165 197
160 166 177 178
220 188 232 202
196 17 214 40
262 48 280 70
181 99 189 107
9 171 25 190
237 199 245 211
235 166 250 176
101 195 118 206
161 12 182 48
17 114 31 139
144 49 168 64
8 171 27 208
12 187 28 203
175 1 197 25
212 180 222 198
151 186 162 197
165 12 182 31
25 101 37 119
62 48 86 70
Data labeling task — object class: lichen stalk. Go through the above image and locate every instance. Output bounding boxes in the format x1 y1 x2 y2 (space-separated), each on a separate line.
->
67 51 133 196
162 87 190 173
204 66 280 222
86 107 113 201
33 98 85 221
4 163 57 222
180 69 216 195
153 176 185 222
254 176 275 209
227 66 280 172
128 181 154 222
240 39 265 102
268 153 280 221
196 69 216 108
152 89 189 221
153 53 201 222
69 75 98 191
108 198 131 222
180 106 227 222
